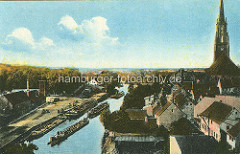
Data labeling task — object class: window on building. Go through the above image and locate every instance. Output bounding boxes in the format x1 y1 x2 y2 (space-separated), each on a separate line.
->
227 126 229 130
214 132 215 137
171 109 174 113
216 134 218 139
211 120 212 124
211 130 213 135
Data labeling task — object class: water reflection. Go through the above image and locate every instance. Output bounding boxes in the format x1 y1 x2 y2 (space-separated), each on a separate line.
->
30 85 128 154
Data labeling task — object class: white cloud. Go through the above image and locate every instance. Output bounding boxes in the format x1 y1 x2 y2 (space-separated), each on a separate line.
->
58 15 78 32
7 28 35 45
0 27 84 67
58 15 118 43
38 37 55 47
3 27 55 51
1 17 120 67
80 17 109 40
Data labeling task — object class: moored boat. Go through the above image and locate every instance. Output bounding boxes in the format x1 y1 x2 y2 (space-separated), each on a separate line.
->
65 109 84 119
110 91 124 99
87 102 109 119
29 117 66 140
65 101 97 119
48 118 89 146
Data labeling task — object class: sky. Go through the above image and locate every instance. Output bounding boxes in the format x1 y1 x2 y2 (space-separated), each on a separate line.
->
0 0 240 68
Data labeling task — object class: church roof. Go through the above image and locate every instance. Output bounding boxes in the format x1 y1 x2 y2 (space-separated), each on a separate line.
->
206 53 240 76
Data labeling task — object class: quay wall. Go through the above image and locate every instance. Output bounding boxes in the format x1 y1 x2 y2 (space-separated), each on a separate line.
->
0 116 59 152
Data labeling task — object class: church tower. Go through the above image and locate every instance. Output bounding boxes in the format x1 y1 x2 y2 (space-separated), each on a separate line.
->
214 0 230 62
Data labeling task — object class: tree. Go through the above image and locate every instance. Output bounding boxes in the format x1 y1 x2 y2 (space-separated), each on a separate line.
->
4 143 38 154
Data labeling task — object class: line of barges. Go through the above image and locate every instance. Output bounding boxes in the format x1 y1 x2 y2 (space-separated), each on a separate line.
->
48 118 89 146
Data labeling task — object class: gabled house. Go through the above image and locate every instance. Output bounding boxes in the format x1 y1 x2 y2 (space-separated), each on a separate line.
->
0 91 31 115
143 91 164 117
199 101 240 142
152 85 194 128
154 101 186 129
226 121 240 150
194 95 240 119
173 92 194 121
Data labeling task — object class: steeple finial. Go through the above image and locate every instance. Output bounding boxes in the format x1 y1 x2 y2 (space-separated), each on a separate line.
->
219 0 225 20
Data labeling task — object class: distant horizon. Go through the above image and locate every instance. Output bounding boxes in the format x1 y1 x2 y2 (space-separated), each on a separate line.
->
0 1 240 68
0 63 208 71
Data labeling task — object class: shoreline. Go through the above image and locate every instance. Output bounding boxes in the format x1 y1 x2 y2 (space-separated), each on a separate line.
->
0 93 109 151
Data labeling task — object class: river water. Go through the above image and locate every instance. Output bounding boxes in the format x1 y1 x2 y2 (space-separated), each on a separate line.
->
30 84 128 154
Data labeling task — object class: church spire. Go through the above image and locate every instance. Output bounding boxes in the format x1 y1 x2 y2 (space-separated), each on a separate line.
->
219 0 225 21
214 0 230 62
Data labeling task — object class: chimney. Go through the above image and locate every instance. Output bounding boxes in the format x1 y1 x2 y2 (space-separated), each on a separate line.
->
27 79 30 97
39 80 46 96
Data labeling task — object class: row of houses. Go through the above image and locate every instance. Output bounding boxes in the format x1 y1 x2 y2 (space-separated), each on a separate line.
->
141 83 194 129
124 74 240 152
122 81 219 153
195 96 240 150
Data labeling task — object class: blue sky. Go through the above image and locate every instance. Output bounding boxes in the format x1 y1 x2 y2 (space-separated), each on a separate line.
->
0 0 240 68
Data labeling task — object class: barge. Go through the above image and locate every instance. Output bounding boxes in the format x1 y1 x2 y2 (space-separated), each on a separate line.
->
65 101 97 119
110 91 124 99
48 118 89 146
29 116 66 140
87 102 109 119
